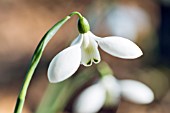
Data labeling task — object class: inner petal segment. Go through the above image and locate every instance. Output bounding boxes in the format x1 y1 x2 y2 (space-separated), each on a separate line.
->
81 35 101 66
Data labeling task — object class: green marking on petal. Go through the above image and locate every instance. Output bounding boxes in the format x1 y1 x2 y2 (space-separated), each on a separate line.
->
86 60 92 65
93 58 99 63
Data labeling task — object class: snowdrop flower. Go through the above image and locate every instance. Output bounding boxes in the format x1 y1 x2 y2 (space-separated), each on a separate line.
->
48 16 143 83
73 75 121 113
73 75 154 113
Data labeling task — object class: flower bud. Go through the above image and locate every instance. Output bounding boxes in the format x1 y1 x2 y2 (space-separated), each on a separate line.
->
78 17 90 33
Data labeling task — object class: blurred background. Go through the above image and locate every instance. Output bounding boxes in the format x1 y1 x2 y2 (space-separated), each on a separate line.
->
0 0 170 113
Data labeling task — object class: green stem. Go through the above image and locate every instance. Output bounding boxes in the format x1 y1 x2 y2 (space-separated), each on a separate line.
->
97 61 113 78
69 11 83 19
14 16 71 113
14 11 85 113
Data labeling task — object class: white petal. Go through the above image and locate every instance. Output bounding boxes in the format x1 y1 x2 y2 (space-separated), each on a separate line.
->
119 80 154 104
99 75 121 106
73 84 106 113
70 34 83 46
96 36 143 59
81 33 101 66
47 45 81 83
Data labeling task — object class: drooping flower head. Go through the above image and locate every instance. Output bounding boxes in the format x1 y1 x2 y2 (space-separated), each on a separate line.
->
48 14 143 83
73 75 154 113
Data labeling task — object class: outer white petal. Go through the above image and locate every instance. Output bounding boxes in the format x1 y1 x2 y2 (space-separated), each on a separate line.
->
119 80 154 104
81 33 101 66
73 84 106 113
48 45 81 83
99 75 121 106
96 36 143 59
70 34 83 46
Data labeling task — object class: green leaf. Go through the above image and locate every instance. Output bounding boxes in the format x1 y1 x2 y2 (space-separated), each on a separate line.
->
14 16 71 113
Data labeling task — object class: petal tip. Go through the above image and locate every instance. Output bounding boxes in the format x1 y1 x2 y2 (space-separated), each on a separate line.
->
47 45 81 83
127 47 143 59
120 80 154 104
47 66 69 83
97 36 144 59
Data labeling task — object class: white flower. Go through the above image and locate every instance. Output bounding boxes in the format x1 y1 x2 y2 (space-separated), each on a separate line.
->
73 75 154 113
47 16 143 83
48 31 143 83
73 75 121 113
